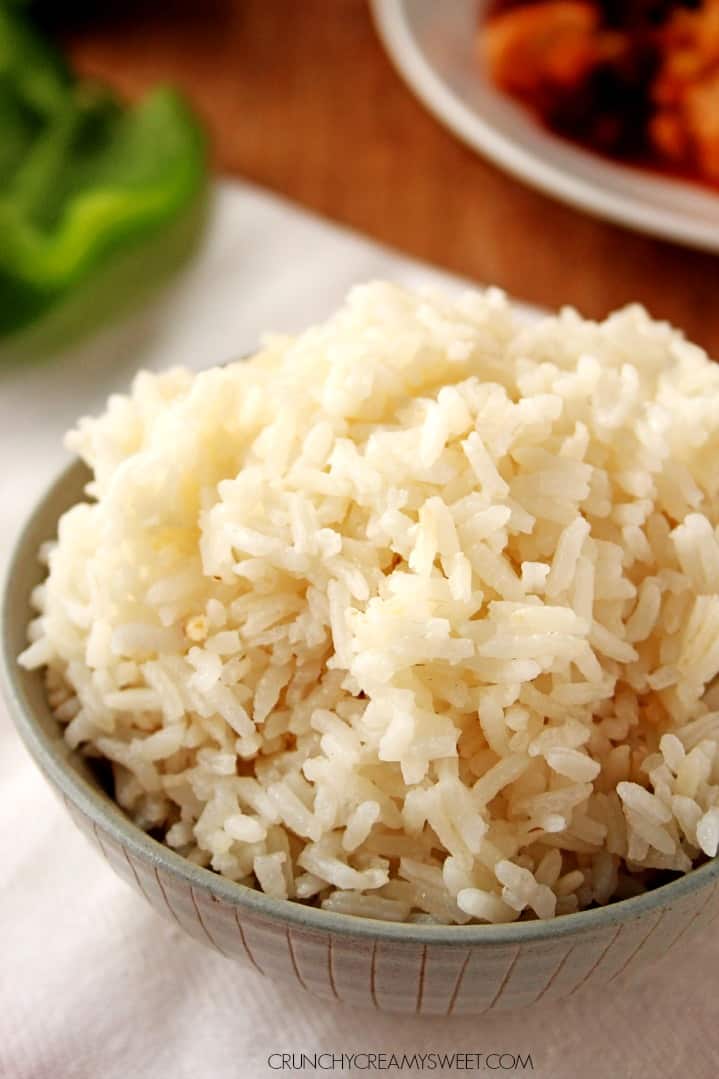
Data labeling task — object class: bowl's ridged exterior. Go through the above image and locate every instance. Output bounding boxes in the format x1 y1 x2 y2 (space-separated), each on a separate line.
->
41 788 719 1014
3 461 719 1015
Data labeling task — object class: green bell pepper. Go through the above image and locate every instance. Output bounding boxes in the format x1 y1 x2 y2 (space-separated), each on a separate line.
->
0 6 207 338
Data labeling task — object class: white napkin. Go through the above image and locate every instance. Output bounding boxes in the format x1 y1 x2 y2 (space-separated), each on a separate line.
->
1 181 715 1079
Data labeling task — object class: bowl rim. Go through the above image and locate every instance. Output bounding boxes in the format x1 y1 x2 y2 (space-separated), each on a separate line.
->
3 458 718 947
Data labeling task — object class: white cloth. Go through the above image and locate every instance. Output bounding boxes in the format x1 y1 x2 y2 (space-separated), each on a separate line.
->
1 182 715 1079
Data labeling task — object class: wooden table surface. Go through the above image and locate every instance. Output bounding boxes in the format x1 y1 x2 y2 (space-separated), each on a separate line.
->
63 0 718 355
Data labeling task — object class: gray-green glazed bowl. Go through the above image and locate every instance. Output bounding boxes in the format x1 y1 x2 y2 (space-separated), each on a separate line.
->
3 461 719 1016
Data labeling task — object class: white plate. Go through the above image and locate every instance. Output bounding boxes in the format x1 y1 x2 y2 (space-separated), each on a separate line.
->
371 0 719 251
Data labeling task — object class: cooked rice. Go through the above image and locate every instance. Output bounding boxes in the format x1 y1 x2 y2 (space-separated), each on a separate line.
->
19 281 719 923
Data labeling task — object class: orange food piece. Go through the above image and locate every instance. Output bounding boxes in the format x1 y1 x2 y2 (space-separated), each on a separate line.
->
686 72 719 180
481 2 603 108
649 0 719 180
649 110 688 161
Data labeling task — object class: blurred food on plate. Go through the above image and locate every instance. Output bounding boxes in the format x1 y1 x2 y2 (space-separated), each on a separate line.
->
480 0 719 187
0 3 207 341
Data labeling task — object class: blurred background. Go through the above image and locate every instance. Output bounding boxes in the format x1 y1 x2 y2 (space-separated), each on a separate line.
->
2 0 718 355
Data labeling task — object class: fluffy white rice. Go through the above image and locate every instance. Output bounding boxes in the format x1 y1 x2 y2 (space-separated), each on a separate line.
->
21 281 719 923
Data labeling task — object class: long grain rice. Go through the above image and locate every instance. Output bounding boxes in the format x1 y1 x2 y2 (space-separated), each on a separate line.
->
19 282 719 923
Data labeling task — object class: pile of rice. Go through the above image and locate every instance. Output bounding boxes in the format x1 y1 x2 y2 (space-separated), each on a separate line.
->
20 282 719 924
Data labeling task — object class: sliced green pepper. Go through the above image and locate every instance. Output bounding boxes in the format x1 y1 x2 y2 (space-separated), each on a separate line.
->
0 6 207 338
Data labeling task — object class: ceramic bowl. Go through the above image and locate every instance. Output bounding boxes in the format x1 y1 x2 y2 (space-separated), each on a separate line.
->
3 461 719 1016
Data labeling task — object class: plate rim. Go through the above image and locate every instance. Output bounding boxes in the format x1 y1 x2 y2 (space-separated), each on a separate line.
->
371 0 719 252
